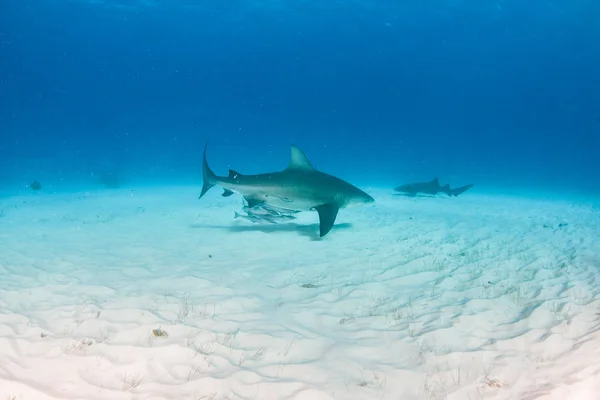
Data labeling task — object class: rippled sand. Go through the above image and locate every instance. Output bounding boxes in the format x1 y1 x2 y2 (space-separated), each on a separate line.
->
1 186 599 400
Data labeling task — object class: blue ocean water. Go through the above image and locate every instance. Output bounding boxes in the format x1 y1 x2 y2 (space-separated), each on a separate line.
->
3 3 600 398
1 0 599 196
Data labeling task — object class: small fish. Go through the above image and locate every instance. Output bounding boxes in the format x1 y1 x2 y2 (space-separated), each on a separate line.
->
235 202 299 224
234 211 276 224
242 205 273 216
234 210 296 224
242 204 301 217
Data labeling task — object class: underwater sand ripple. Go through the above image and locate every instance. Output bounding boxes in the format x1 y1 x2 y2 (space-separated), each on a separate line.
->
0 187 599 399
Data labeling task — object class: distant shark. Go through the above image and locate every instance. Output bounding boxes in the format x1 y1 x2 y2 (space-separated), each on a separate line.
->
199 143 375 237
394 178 473 197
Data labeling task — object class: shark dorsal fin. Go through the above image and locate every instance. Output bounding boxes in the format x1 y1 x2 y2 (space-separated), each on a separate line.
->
431 177 440 185
287 145 314 171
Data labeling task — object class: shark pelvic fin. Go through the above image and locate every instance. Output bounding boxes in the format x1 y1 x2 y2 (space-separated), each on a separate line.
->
222 189 234 197
243 196 264 209
287 145 315 171
314 202 340 237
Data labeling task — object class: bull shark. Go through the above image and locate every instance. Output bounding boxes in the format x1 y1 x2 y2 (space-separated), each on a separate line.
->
198 143 375 237
395 178 473 197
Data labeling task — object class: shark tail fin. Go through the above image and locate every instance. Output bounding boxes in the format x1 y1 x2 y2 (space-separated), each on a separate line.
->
199 141 217 200
449 184 474 197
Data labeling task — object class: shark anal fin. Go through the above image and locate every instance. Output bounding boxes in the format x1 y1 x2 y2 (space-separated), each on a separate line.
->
243 196 264 209
222 189 234 197
314 202 340 237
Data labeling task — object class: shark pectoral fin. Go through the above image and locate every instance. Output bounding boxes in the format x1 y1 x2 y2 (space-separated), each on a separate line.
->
243 196 264 208
314 203 340 237
222 189 234 197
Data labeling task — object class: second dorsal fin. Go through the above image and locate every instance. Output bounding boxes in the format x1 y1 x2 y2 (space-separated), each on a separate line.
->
228 170 242 178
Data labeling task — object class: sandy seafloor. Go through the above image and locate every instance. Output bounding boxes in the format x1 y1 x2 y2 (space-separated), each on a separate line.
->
1 185 600 400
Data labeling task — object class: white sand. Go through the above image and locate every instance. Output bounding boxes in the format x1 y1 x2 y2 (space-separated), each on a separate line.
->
1 185 600 400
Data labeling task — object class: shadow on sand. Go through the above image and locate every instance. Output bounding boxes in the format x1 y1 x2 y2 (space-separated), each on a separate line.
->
189 222 353 240
392 193 437 198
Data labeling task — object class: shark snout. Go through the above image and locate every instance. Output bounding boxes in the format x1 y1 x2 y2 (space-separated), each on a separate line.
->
359 192 375 203
347 191 375 207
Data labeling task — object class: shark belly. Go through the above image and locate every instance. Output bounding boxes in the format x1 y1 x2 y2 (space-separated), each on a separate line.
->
224 183 328 212
262 195 318 211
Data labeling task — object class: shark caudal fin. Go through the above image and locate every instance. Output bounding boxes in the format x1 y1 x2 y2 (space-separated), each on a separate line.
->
198 142 218 200
449 184 474 197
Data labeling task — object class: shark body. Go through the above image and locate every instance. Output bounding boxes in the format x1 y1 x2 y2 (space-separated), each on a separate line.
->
395 178 473 197
199 143 374 237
